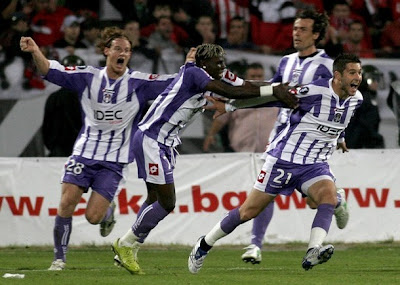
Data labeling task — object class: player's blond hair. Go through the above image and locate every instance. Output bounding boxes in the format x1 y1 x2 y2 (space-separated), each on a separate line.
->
195 44 225 63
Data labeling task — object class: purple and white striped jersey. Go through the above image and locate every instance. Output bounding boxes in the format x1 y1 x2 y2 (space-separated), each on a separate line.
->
271 49 333 85
266 50 334 150
138 62 244 147
45 60 177 163
269 78 363 164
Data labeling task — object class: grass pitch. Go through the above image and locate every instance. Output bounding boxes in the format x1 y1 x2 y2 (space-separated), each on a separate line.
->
0 243 399 285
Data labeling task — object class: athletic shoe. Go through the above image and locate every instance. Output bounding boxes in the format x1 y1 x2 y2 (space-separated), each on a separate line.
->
48 259 65 271
111 238 141 274
100 201 116 237
241 244 262 264
334 188 349 229
188 236 208 274
302 244 334 271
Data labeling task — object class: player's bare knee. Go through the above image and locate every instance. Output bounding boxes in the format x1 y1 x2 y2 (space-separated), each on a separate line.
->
85 213 102 224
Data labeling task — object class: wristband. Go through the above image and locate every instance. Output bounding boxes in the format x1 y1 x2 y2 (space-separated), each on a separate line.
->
260 85 273 97
225 103 237 112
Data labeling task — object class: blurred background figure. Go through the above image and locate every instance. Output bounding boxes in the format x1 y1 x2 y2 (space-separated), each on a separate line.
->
41 55 84 157
345 64 385 149
217 16 257 51
124 19 157 73
342 20 375 58
0 11 32 89
203 62 278 153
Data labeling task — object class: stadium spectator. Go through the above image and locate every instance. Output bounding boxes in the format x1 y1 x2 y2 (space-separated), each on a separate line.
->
0 11 32 89
0 0 20 31
328 0 372 49
268 1 297 55
20 26 189 271
203 62 278 153
342 20 375 58
111 43 298 275
379 18 400 58
124 20 157 73
79 17 101 51
187 15 216 46
210 0 250 40
345 64 385 148
188 53 363 273
217 16 257 51
250 0 287 54
30 0 72 47
239 9 349 266
42 55 84 157
140 3 189 46
53 15 86 54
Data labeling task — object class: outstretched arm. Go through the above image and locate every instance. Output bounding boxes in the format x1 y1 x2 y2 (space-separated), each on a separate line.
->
20 37 50 75
205 80 298 108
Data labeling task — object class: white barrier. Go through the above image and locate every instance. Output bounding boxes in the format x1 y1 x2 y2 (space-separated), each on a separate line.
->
1 150 399 246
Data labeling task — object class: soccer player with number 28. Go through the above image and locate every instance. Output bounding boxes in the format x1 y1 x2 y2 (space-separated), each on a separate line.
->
20 26 192 271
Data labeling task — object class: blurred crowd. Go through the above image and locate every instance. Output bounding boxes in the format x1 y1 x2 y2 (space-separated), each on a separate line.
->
1 0 400 90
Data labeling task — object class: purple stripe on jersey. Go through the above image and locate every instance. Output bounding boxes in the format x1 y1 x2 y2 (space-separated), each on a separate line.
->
112 80 122 104
340 100 351 124
91 130 102 159
298 61 312 83
303 139 318 164
291 132 306 162
98 77 107 103
116 129 126 162
288 59 297 82
127 78 134 102
104 130 115 160
328 96 337 121
81 126 91 155
314 64 332 80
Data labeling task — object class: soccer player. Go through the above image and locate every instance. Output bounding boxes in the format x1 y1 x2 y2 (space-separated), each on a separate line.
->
240 9 349 265
20 27 191 271
188 53 363 273
111 43 298 275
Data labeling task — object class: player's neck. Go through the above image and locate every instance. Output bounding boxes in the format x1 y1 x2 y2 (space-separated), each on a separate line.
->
298 46 318 57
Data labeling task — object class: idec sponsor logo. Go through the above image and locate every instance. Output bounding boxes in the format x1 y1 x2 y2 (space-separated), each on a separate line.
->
0 187 397 216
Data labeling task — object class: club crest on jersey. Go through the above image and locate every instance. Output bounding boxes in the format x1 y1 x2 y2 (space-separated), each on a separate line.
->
149 163 159 176
257 170 266 183
102 88 114 103
299 86 309 94
333 108 344 122
292 68 302 85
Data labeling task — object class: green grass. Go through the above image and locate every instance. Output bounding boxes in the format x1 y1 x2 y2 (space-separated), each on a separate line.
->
1 243 400 285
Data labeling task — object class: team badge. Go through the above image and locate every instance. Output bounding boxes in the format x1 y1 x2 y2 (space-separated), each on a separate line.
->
102 88 114 103
333 108 344 122
257 170 266 183
149 163 159 176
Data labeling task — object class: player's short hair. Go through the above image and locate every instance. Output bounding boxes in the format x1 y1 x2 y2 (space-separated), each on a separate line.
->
333 53 361 74
195 44 225 63
297 9 329 45
97 26 132 54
